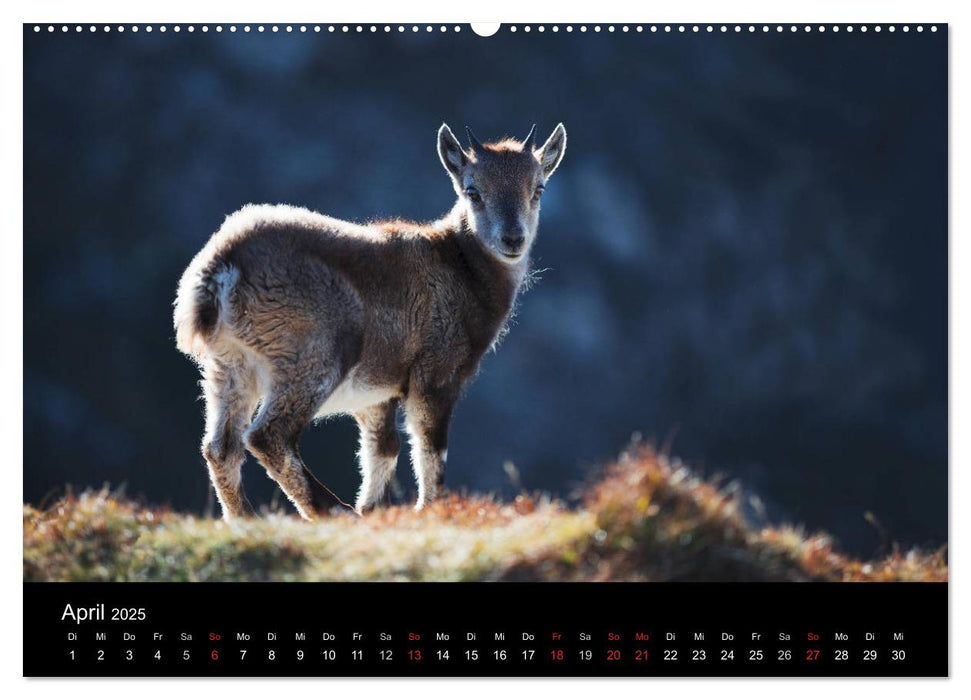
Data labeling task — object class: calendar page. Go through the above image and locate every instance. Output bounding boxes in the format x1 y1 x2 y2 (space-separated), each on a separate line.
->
22 21 947 677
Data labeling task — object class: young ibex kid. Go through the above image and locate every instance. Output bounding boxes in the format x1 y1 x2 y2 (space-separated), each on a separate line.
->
174 123 567 520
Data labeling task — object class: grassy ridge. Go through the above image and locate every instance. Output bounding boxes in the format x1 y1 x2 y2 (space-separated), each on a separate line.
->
23 448 947 582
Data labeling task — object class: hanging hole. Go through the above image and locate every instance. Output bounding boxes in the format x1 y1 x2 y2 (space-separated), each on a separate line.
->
471 23 501 37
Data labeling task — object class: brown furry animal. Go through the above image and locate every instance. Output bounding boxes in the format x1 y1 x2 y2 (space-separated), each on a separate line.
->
174 123 567 520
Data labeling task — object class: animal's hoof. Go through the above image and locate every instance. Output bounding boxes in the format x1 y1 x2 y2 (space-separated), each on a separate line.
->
221 504 255 522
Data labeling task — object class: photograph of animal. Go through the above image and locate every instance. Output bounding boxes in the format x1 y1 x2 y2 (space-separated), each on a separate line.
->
25 26 947 583
173 124 567 520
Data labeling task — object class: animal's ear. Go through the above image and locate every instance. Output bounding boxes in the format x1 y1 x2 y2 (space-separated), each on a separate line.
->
438 123 470 179
536 123 567 177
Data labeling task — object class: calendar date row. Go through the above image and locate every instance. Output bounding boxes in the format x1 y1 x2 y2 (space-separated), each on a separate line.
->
67 645 909 665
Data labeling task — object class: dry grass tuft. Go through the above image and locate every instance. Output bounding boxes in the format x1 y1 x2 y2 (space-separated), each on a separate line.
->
23 448 946 582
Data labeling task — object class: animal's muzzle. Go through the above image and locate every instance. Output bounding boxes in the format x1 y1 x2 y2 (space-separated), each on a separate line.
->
500 230 526 254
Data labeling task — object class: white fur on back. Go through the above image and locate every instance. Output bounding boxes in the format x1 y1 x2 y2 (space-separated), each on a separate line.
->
221 203 389 243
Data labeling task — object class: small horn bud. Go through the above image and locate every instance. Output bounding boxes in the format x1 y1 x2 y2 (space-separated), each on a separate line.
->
523 124 537 150
465 126 484 152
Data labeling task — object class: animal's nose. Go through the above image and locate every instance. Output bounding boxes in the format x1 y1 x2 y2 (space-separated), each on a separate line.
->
501 232 525 250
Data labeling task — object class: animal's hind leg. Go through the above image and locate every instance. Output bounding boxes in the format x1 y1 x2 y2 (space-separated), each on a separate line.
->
201 359 259 521
243 365 347 520
354 399 401 513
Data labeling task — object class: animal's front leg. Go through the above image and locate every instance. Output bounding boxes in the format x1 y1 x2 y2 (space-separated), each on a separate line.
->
404 391 456 509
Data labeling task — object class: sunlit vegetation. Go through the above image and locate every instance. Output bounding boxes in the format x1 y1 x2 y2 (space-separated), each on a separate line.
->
24 447 947 583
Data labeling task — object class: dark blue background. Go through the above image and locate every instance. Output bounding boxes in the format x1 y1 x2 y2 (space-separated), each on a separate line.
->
24 26 947 555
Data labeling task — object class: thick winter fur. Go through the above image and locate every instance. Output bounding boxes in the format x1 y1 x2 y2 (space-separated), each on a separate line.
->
174 123 566 520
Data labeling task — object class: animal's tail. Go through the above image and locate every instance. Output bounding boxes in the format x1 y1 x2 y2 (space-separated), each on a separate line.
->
173 256 239 360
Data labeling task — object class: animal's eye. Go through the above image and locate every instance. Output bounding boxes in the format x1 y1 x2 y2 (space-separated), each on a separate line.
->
533 185 545 201
465 186 482 204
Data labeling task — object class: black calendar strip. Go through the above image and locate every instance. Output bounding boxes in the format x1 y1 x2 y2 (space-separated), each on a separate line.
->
24 582 947 677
